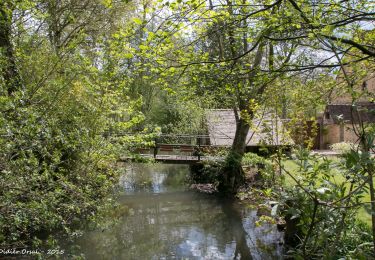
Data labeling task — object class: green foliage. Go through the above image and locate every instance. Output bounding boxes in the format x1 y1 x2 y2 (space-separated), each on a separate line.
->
242 152 275 186
146 95 205 135
0 0 149 249
0 90 118 248
277 148 373 258
338 221 373 259
224 151 242 170
242 152 272 168
190 160 223 185
1 0 374 256
330 142 359 154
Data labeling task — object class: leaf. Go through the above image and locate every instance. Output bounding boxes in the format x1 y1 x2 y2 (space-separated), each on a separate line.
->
133 18 143 25
101 0 112 8
147 32 155 40
123 53 133 59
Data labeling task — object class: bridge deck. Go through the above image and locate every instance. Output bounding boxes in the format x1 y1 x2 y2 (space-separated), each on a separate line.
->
121 154 223 164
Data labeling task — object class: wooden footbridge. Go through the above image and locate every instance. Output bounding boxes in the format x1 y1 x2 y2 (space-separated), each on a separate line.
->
115 109 293 164
118 134 227 164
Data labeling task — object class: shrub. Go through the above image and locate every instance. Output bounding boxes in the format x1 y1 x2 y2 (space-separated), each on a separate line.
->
0 97 118 248
189 159 222 184
330 142 358 154
277 148 373 259
242 152 275 186
0 84 148 248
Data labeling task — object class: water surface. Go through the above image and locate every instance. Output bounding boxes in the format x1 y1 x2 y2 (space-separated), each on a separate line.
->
76 164 283 259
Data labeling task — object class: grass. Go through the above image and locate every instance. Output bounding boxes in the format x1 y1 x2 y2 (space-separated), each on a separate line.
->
282 158 372 225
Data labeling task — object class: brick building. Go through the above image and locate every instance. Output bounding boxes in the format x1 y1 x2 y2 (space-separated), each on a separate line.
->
320 71 375 148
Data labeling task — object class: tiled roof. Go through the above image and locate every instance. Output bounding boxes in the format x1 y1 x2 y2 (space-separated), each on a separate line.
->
205 109 293 146
326 103 375 124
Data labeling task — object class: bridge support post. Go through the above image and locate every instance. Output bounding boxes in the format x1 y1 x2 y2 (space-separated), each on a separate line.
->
198 137 201 162
154 137 158 159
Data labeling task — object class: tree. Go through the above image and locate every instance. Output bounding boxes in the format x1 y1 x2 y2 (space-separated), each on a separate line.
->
0 0 153 248
149 0 374 193
0 0 23 95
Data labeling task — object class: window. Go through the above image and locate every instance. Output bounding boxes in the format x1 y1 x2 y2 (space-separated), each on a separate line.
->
362 81 367 91
325 112 330 119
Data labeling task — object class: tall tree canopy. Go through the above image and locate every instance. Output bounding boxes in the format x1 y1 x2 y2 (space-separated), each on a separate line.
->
141 0 374 192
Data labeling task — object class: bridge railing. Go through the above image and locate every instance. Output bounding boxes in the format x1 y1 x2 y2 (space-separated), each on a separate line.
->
156 134 210 145
151 134 209 161
108 132 233 161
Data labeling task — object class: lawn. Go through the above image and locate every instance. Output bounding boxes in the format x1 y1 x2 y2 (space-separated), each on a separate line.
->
282 158 372 225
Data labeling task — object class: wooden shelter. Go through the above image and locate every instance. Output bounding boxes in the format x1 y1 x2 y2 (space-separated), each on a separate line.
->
205 109 293 150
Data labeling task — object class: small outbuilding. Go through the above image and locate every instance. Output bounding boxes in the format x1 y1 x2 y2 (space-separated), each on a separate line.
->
205 109 293 152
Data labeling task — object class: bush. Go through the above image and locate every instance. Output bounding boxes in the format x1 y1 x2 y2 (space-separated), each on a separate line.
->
0 80 147 248
242 152 271 166
189 159 222 184
242 152 275 186
0 95 119 248
277 148 373 259
330 142 358 154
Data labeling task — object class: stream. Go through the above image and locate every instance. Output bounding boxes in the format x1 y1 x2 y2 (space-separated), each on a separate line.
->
73 163 284 259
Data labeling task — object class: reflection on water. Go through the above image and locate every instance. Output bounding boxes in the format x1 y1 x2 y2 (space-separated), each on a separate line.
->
77 164 283 259
119 164 188 194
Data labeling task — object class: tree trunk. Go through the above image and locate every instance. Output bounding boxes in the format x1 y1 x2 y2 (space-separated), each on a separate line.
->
232 117 250 156
0 2 20 95
215 0 266 194
218 109 252 194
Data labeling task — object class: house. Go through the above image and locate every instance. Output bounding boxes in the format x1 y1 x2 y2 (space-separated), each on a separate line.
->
321 103 375 146
331 70 375 104
320 70 375 148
